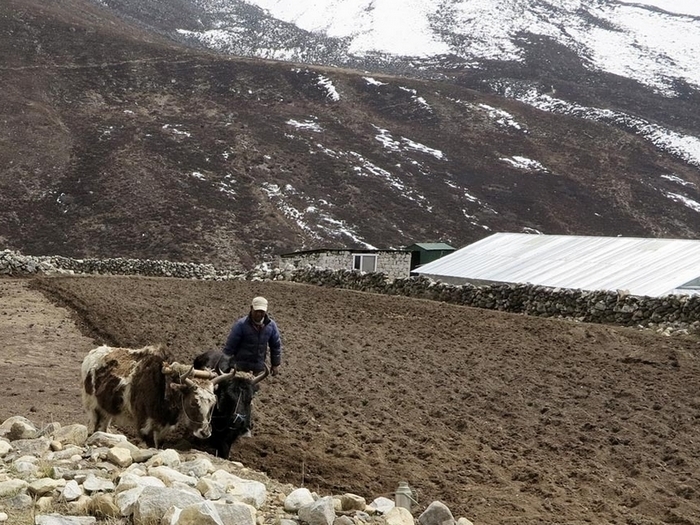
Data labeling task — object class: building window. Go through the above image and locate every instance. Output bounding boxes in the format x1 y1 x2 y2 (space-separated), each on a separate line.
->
353 254 377 273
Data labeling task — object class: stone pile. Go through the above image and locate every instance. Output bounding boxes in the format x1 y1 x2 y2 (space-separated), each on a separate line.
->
0 416 472 525
1 249 699 335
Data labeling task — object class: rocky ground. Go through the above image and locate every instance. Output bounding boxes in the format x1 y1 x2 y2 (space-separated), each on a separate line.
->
2 276 700 524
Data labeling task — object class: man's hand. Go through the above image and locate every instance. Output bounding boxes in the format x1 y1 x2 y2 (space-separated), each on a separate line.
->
271 366 280 376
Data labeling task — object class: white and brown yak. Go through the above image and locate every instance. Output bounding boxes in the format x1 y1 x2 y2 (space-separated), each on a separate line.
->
81 344 233 448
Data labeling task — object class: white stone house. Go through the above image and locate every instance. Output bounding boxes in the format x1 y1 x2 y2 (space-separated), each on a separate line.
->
280 248 412 280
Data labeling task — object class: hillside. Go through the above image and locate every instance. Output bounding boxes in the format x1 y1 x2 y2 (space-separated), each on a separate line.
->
1 0 699 268
4 275 700 525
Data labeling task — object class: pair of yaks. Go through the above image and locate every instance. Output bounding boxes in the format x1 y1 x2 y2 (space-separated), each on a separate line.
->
81 345 268 458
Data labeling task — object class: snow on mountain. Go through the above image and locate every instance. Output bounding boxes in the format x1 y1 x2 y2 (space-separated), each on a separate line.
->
185 0 700 97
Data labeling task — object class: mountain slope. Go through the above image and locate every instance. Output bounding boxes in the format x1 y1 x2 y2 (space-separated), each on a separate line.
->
0 0 699 268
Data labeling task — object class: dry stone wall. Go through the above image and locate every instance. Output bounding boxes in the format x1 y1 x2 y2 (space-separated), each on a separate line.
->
1 250 698 336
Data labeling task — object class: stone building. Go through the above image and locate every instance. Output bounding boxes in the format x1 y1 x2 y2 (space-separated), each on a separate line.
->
280 248 411 280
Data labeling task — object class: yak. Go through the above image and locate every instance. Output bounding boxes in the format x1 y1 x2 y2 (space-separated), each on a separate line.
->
192 349 269 458
81 345 233 448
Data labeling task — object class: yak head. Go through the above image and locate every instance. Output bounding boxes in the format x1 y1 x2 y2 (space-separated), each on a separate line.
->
163 363 235 439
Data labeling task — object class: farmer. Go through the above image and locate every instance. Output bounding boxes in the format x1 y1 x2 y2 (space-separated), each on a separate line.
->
222 296 282 376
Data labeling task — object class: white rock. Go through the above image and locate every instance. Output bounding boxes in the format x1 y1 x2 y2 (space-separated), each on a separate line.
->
61 480 83 502
49 445 84 461
284 487 315 511
171 481 202 496
28 478 66 497
178 457 214 477
131 447 158 463
0 416 37 439
123 463 148 476
51 424 88 446
333 516 354 525
298 496 336 525
12 460 38 476
116 472 166 493
418 501 455 525
83 473 115 493
456 518 474 525
114 440 140 454
146 448 181 468
35 514 97 524
133 486 204 523
208 469 242 490
341 493 366 511
385 506 415 525
149 465 197 487
115 486 145 517
107 446 132 468
196 477 227 500
213 500 257 525
162 506 182 525
0 479 28 497
85 432 127 448
207 470 267 508
227 478 267 509
0 440 11 457
0 511 7 522
8 436 51 457
177 500 224 525
370 496 395 514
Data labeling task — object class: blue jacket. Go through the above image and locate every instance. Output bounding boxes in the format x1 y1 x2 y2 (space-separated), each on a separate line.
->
222 314 282 373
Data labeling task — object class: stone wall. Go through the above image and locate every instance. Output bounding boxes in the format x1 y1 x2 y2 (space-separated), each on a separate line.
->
0 250 224 280
2 250 698 335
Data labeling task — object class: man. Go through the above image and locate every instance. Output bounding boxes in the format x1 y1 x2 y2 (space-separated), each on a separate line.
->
221 296 282 439
223 296 282 376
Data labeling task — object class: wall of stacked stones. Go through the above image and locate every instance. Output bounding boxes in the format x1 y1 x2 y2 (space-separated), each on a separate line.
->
1 250 698 334
0 251 222 280
286 268 700 334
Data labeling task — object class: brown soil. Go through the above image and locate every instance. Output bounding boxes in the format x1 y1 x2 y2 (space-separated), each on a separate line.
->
3 275 700 525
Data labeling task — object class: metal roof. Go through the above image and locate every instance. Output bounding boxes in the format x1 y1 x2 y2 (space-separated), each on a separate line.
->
413 233 700 297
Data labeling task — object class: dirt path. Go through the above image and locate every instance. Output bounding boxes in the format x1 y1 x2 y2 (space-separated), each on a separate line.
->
0 279 96 426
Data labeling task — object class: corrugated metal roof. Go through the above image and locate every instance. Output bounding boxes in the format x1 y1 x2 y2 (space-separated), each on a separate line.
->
413 233 700 297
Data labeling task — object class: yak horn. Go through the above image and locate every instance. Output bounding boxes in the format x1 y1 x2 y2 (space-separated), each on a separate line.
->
251 365 270 386
211 370 236 386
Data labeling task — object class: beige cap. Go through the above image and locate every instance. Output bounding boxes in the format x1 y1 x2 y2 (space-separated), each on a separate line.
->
251 296 268 312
